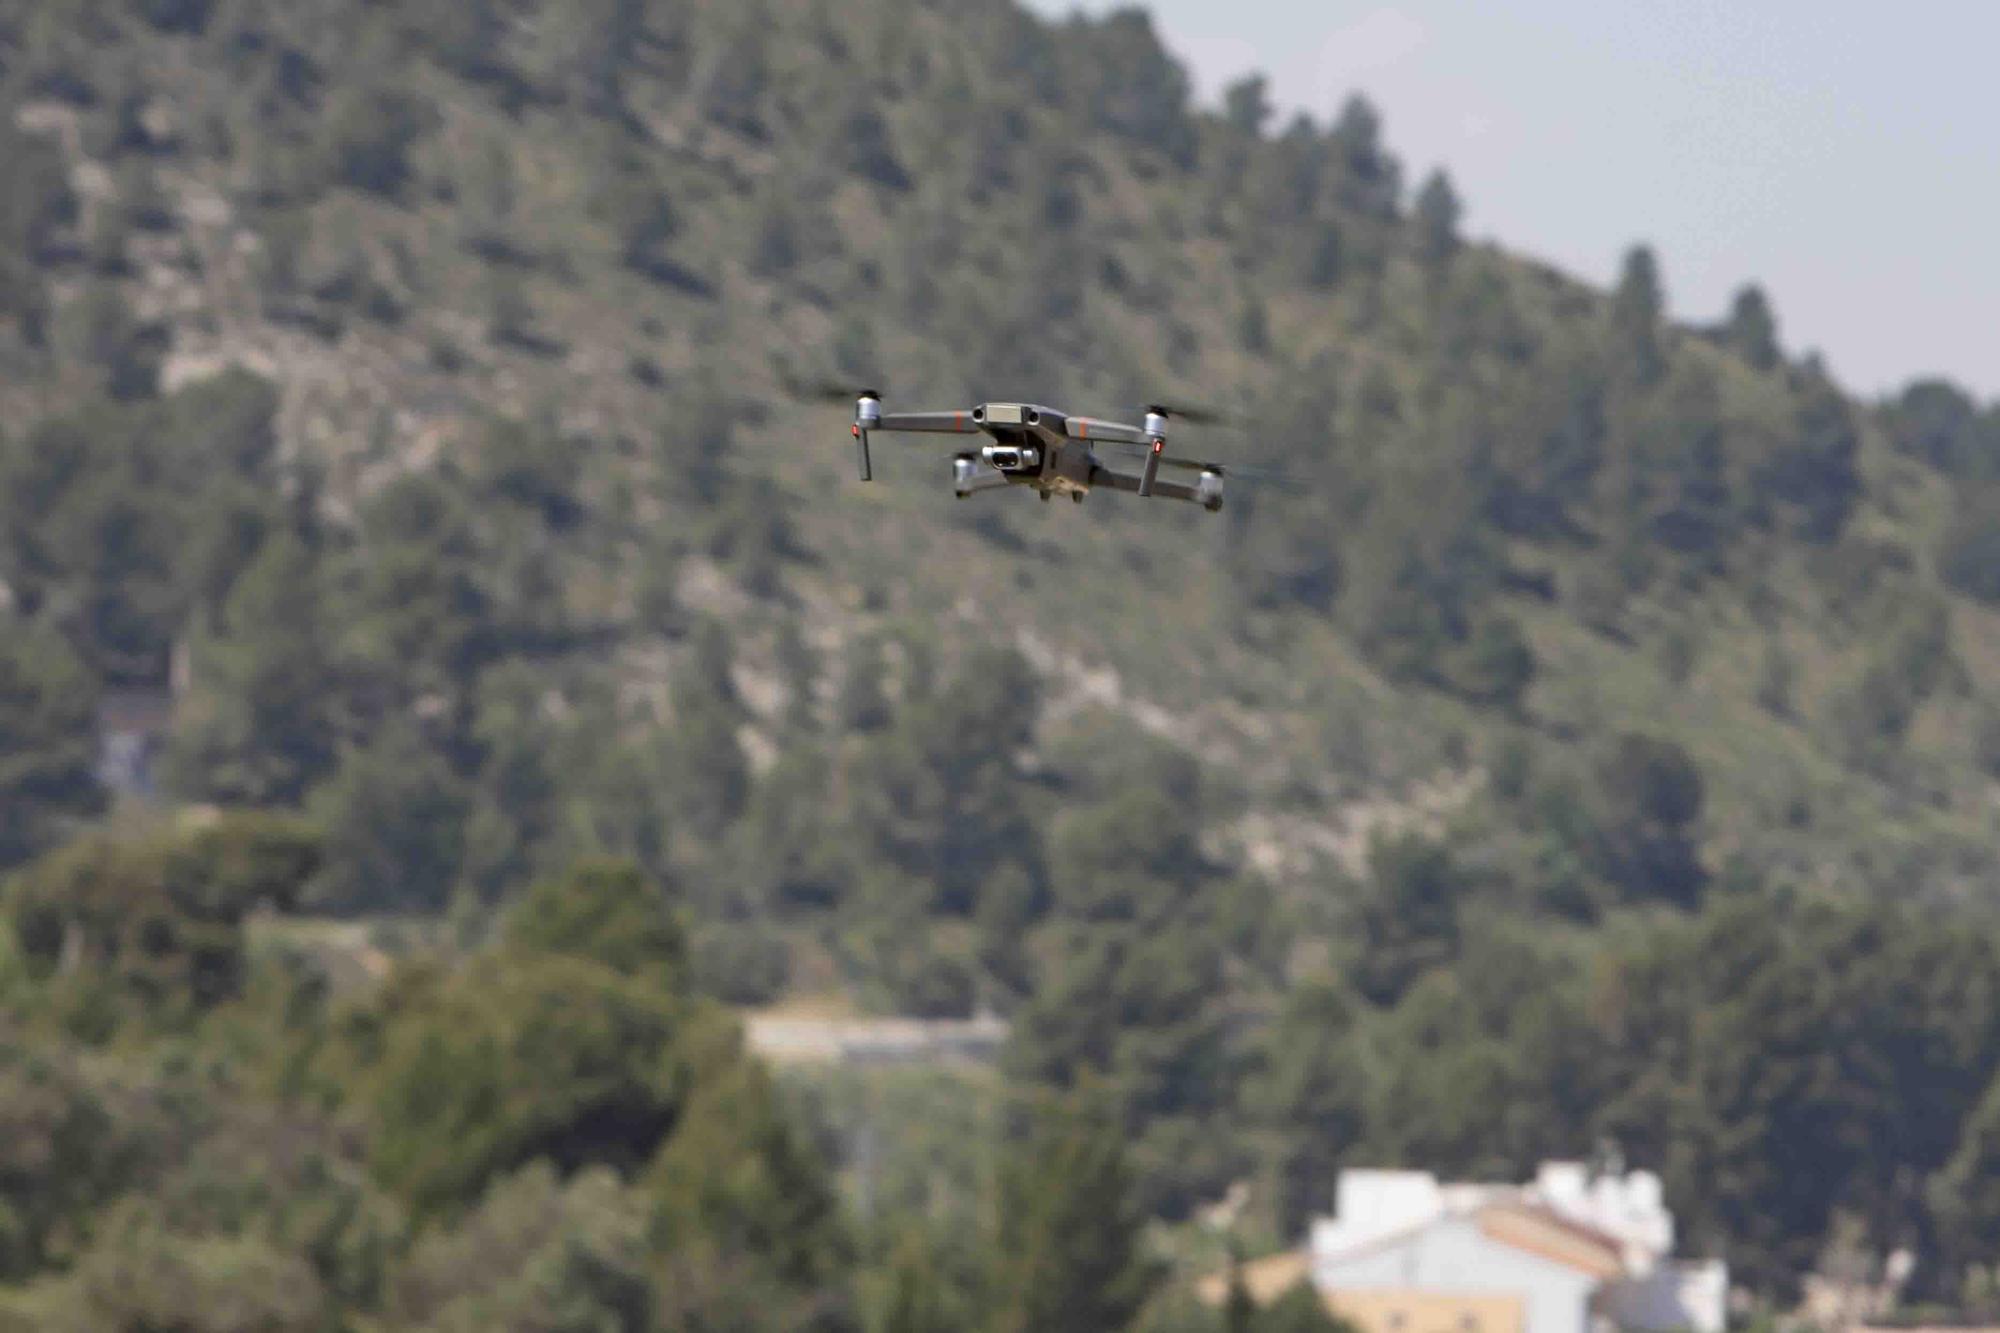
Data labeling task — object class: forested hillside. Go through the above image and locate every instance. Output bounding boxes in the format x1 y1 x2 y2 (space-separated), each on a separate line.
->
5 0 2000 1326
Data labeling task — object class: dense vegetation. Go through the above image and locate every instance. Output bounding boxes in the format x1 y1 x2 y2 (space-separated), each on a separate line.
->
4 0 2000 1325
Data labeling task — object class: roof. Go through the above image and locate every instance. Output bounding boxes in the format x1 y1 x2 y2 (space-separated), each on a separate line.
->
1475 1202 1626 1280
1315 1196 1625 1282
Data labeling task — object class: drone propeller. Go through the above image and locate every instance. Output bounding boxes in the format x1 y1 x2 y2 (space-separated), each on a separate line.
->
1143 401 1236 428
801 380 885 403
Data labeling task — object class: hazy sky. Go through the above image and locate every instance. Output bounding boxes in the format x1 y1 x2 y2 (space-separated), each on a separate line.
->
1026 1 1998 400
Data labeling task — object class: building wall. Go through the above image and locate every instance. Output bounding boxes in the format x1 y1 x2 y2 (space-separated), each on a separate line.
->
1326 1288 1526 1333
1314 1217 1600 1333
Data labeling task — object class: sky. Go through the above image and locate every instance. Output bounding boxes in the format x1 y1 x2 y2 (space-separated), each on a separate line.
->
1025 1 1999 400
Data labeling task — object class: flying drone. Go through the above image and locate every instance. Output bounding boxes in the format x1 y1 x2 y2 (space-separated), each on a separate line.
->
824 389 1283 512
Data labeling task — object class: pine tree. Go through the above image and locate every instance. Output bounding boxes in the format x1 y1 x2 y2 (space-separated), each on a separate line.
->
838 635 893 733
987 1091 1158 1333
873 1229 965 1333
1224 76 1272 138
0 619 105 868
1612 244 1666 384
1260 1283 1352 1333
308 720 470 913
1328 95 1399 217
1725 283 1780 371
1413 168 1461 265
1222 1253 1256 1333
161 535 342 807
1929 1082 2000 1310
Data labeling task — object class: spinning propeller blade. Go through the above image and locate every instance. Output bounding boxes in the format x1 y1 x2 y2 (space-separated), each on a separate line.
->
802 378 887 404
1143 401 1236 428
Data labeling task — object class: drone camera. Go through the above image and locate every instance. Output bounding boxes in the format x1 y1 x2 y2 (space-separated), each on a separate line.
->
982 444 1039 472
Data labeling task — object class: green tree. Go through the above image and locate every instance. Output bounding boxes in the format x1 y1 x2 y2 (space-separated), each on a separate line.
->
321 86 429 198
161 536 342 807
1444 612 1536 711
1249 980 1366 1232
1611 244 1665 384
987 1091 1158 1333
1927 1076 2000 1293
1260 1283 1351 1333
1223 1254 1256 1333
839 635 894 733
1755 642 1796 717
340 470 495 704
0 1035 160 1280
1328 95 1399 218
0 122 76 267
388 1163 654 1331
24 1208 329 1333
0 621 104 868
1760 366 1861 542
661 643 748 843
1238 296 1271 354
6 813 320 1030
870 1228 968 1333
849 646 1043 915
649 1031 852 1298
1586 733 1706 909
1132 1289 1222 1333
502 858 687 991
308 722 469 914
1223 76 1273 137
1939 485 2000 604
1887 379 1991 476
1725 283 1781 371
1413 168 1461 265
69 283 167 401
358 954 692 1220
1352 834 1467 1006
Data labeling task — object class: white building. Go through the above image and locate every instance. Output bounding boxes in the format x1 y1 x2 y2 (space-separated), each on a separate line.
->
1307 1163 1728 1333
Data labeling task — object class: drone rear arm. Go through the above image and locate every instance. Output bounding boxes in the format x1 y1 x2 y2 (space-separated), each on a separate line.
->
1090 464 1223 512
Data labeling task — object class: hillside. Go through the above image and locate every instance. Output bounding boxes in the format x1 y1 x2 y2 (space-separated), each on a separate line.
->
4 0 2000 1323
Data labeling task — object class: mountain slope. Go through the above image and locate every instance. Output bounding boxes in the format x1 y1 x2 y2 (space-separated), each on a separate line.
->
4 0 2000 1304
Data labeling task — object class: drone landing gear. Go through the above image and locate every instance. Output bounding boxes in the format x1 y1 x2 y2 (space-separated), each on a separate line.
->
1071 491 1083 504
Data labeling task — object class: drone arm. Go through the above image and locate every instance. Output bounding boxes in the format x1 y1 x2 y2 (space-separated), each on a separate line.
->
1090 443 1217 475
1089 463 1224 511
1061 416 1151 446
875 411 982 434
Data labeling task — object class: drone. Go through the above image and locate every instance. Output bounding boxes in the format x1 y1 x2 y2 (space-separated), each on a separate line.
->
827 390 1271 512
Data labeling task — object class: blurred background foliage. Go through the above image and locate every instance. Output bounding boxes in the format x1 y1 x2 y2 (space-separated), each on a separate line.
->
3 0 2000 1326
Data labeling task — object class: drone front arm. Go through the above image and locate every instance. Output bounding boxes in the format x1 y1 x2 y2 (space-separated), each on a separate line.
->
875 411 982 435
850 406 980 480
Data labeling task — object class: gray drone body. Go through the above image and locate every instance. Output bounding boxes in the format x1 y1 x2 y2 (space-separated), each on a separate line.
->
849 394 1228 511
